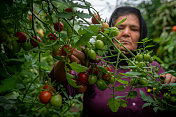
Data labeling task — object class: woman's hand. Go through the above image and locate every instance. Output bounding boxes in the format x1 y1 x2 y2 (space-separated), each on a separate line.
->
70 48 86 65
160 73 176 84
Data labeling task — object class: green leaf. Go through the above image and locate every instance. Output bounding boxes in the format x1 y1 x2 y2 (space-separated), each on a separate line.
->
66 73 80 88
120 100 127 108
0 77 17 93
139 90 154 102
128 91 137 98
114 18 127 27
115 85 126 91
116 79 129 85
70 62 88 73
107 97 120 112
142 103 151 109
75 33 92 47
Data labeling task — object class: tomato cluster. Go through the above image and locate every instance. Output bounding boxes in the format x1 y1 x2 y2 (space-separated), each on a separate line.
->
73 64 115 93
39 84 62 107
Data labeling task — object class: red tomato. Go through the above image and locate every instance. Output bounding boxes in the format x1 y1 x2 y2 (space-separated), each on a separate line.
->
172 25 176 32
48 33 57 40
54 22 64 32
78 72 88 84
43 84 55 93
39 91 51 104
30 36 41 47
91 14 100 24
15 32 27 43
61 44 73 56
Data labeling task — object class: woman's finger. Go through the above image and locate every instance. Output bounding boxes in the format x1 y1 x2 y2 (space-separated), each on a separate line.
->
164 74 172 84
70 54 81 64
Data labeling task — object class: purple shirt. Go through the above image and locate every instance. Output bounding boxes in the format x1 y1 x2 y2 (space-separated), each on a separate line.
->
50 61 165 117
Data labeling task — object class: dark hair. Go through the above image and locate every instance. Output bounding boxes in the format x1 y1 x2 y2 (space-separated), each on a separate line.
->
106 6 148 65
109 6 147 49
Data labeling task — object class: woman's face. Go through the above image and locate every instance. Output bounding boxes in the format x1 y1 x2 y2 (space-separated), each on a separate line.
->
113 14 140 54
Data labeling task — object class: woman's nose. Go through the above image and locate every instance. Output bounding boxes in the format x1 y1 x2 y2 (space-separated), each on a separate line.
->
122 27 130 36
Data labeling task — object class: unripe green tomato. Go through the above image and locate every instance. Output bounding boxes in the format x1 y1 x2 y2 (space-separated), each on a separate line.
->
50 94 62 107
87 49 96 60
144 53 151 62
88 75 97 85
95 40 104 49
136 54 143 62
96 79 108 91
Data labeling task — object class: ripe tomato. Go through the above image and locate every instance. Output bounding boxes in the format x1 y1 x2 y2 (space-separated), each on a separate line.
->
43 84 55 93
96 79 108 91
54 22 64 32
61 44 74 56
172 25 176 32
50 94 62 107
136 53 143 62
30 36 41 47
39 91 51 104
95 40 104 50
143 53 151 62
101 22 109 32
77 85 87 93
65 8 75 20
78 72 88 84
87 49 96 60
91 14 100 24
15 32 27 43
48 33 57 40
88 75 97 85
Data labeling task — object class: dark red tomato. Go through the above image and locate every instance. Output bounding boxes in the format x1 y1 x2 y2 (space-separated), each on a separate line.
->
30 36 41 47
91 14 100 24
15 32 27 43
61 44 74 56
65 8 75 20
48 33 57 40
77 85 87 93
39 91 51 104
43 84 55 93
78 72 88 84
54 22 64 32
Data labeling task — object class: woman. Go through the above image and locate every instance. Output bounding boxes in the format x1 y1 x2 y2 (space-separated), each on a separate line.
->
50 6 176 117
